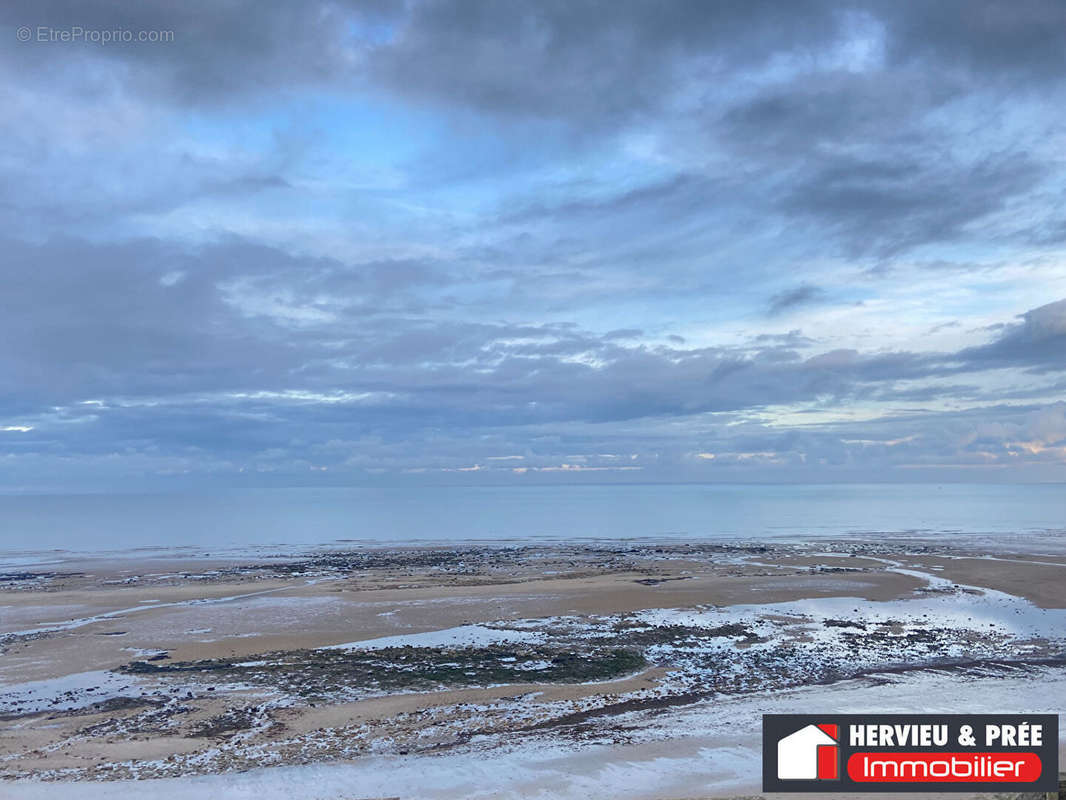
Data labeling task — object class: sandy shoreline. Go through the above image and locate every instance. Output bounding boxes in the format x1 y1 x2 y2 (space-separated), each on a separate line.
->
2 537 1064 798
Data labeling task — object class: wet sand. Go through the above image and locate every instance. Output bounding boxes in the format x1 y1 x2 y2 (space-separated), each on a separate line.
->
2 537 1064 798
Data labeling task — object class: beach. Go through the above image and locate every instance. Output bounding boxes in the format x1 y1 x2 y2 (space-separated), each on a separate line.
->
7 0 1066 794
1 535 1064 799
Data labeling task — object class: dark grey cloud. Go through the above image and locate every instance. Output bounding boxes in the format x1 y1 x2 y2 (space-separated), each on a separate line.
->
768 285 826 316
778 152 1046 258
365 0 842 124
7 1 1064 113
0 0 398 103
877 0 1066 83
5 229 1062 440
7 0 1064 258
957 299 1066 372
3 2 1066 487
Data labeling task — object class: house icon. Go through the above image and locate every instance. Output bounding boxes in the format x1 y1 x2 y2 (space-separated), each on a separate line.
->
777 723 839 780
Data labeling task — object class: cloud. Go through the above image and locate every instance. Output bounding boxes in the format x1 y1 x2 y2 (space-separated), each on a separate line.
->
2 223 1065 486
768 285 827 316
878 0 1066 83
957 299 1066 372
3 2 1066 487
0 1 397 104
364 0 843 124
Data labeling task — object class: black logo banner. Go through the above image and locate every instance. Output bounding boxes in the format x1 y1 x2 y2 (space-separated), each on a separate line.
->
763 713 1058 792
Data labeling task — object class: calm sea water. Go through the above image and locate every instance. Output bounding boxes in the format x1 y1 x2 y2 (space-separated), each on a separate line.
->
0 484 1063 559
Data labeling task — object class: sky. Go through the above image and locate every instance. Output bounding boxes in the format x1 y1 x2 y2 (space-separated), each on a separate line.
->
2 0 1066 491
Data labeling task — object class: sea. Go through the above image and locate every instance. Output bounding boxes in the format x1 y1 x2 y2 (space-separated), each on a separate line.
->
0 483 1063 563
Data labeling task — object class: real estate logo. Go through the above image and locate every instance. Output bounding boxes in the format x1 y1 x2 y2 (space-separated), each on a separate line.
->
777 722 839 781
763 714 1058 793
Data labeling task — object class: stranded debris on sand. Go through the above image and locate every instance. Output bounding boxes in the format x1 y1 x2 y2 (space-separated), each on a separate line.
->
1 538 1064 786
